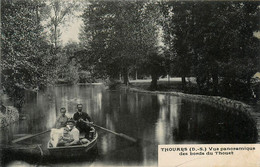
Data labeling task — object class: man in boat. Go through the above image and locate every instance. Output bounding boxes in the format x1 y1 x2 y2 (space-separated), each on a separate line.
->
73 104 93 138
55 107 69 129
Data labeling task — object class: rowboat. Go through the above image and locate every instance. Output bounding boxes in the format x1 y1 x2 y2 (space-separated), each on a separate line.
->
47 129 98 157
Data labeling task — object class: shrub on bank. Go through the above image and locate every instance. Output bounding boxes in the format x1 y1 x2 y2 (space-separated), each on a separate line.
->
105 79 122 90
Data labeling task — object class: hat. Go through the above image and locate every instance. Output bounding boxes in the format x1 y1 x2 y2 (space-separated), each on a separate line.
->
77 104 83 108
60 107 66 113
66 118 75 124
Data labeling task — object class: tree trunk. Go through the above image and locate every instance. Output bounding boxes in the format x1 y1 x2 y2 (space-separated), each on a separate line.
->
54 24 57 50
196 75 203 94
211 62 219 95
247 76 251 89
181 75 186 91
150 74 158 90
206 71 210 93
212 72 219 95
36 4 40 24
13 87 25 112
123 68 129 85
247 76 252 98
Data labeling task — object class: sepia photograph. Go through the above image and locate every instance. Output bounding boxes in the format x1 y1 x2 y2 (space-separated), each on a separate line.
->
0 0 260 166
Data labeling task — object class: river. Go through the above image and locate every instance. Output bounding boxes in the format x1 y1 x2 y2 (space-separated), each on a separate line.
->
0 84 258 166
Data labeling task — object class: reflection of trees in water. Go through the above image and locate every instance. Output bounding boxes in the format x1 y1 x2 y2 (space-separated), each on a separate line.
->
4 85 258 166
172 101 258 143
97 91 145 163
154 95 183 144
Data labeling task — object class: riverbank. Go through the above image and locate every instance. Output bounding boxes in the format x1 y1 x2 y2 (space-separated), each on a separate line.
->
118 84 254 113
116 81 260 143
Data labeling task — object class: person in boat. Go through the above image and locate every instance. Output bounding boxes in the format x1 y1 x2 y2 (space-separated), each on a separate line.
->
55 107 69 129
56 127 73 146
73 104 93 138
61 118 80 146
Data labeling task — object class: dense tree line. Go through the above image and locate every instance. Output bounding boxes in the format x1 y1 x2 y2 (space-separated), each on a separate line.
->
80 1 165 89
1 0 84 109
1 0 259 108
79 1 259 101
1 0 51 108
161 1 260 100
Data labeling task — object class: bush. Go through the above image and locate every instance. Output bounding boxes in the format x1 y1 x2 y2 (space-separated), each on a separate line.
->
219 79 252 102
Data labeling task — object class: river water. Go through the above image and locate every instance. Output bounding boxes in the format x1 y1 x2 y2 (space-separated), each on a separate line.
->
0 85 258 166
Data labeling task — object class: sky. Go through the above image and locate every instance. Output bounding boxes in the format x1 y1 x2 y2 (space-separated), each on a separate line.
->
58 6 260 45
59 19 260 46
60 16 83 45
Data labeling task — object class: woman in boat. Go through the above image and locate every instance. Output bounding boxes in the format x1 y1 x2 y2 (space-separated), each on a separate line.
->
55 107 69 129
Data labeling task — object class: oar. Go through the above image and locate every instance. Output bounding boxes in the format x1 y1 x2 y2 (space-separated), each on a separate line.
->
12 129 51 144
1 144 42 150
82 120 137 143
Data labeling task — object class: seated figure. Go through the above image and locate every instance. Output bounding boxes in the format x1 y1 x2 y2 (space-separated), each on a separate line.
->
73 104 93 138
62 118 80 146
50 119 91 147
55 107 69 129
57 127 74 146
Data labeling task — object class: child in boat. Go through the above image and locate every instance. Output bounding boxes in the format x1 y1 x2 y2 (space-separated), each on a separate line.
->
50 119 90 147
57 127 74 146
50 127 74 147
63 119 80 146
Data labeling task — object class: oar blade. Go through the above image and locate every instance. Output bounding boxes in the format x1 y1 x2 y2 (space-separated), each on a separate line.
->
82 120 137 143
119 133 137 143
12 130 51 144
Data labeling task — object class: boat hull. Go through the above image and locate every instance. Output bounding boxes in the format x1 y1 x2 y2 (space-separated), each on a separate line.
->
47 132 98 158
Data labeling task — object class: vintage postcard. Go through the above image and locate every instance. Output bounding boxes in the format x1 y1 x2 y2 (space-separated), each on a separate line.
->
0 0 259 166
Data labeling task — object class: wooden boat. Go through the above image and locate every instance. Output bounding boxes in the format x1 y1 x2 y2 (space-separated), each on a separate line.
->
47 129 98 157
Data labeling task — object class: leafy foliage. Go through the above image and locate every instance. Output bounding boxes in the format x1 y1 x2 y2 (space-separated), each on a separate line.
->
80 1 164 86
42 0 83 49
1 0 50 108
1 0 259 106
161 1 259 100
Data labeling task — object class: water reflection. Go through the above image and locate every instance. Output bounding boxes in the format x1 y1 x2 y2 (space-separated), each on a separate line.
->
155 95 182 144
171 101 258 143
0 85 258 166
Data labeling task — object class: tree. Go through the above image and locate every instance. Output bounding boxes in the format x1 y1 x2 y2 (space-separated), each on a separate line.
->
161 2 194 91
56 42 81 84
137 2 167 90
43 0 82 51
1 0 49 109
80 1 163 88
81 1 140 84
161 1 259 98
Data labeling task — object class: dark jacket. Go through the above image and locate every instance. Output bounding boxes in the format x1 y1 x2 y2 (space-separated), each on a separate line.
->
73 112 92 122
73 112 92 132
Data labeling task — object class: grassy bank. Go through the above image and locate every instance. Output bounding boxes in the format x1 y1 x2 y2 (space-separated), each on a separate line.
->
129 77 187 92
127 77 257 105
